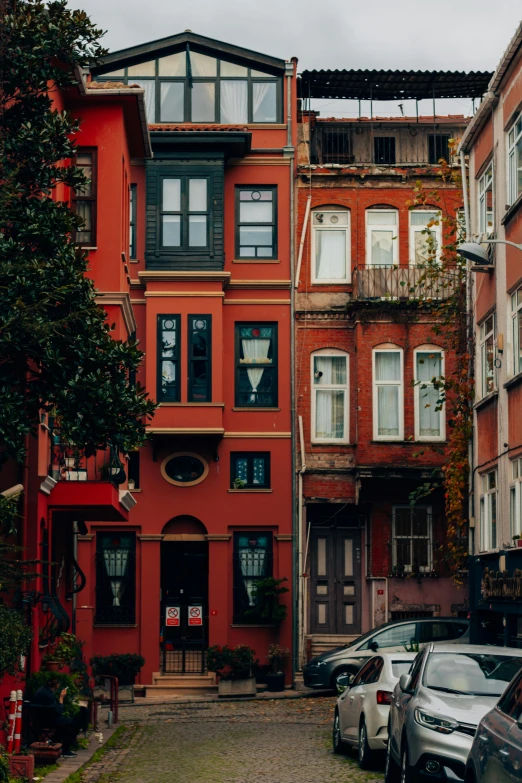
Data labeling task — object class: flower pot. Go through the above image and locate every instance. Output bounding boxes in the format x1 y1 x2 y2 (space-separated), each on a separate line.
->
266 672 285 692
517 539 522 548
9 754 35 780
44 660 63 672
218 677 256 698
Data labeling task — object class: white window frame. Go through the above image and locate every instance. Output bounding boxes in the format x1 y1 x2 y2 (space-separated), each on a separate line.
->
311 208 350 284
511 286 522 377
479 314 496 397
372 346 404 441
409 209 442 265
392 505 433 573
365 208 398 266
478 162 494 237
510 458 522 540
311 349 349 444
414 346 445 442
479 469 498 552
507 110 522 206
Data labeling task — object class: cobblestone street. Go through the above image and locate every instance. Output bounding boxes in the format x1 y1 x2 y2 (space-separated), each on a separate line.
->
89 697 384 783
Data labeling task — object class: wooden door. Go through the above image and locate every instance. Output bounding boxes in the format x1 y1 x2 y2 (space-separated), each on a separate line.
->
310 528 361 635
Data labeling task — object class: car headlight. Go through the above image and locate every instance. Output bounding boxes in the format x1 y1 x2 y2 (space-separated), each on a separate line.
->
414 709 458 734
312 660 327 667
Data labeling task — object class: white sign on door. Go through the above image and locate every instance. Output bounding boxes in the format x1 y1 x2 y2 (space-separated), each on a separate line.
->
188 605 203 626
165 606 180 627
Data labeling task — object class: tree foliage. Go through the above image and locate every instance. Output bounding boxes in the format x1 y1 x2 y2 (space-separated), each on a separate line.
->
0 0 155 466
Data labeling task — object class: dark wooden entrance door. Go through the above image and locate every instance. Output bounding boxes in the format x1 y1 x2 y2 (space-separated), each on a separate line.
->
160 541 208 673
310 527 361 635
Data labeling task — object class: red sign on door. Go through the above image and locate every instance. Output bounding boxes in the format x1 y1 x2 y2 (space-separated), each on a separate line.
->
188 605 203 626
165 606 180 627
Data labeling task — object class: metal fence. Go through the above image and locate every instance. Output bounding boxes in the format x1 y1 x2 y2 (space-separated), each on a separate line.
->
352 265 460 301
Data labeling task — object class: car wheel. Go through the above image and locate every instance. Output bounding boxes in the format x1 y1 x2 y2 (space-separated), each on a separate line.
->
384 731 400 783
330 665 358 692
400 742 412 783
332 710 346 755
358 718 374 770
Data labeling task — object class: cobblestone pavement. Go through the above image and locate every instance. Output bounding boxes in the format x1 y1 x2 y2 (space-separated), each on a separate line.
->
91 697 384 783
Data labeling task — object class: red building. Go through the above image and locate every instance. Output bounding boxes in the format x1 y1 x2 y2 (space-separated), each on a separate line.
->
294 70 487 667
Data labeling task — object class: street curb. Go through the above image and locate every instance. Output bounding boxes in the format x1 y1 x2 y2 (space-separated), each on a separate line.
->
108 688 333 710
35 727 119 783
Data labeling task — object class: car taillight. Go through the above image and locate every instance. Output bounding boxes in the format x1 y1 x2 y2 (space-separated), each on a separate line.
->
376 690 393 705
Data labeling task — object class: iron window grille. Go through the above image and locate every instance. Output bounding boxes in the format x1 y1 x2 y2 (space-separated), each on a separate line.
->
311 124 354 165
428 134 450 164
157 315 181 402
236 187 277 259
235 323 277 407
130 184 137 258
233 532 273 623
374 136 396 165
231 452 270 489
392 506 433 574
188 315 212 402
95 533 136 625
72 149 97 246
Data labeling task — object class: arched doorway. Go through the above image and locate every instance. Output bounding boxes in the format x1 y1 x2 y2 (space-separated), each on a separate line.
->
160 516 208 674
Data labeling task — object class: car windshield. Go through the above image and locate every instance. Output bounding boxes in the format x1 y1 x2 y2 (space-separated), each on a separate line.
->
392 661 413 678
423 653 522 696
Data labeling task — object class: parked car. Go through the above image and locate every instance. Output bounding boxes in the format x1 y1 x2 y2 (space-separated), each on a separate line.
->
385 644 522 783
333 652 417 768
466 665 522 783
303 617 469 691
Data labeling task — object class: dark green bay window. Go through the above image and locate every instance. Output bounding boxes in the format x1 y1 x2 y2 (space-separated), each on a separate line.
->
95 533 136 625
189 315 212 402
158 315 180 402
161 176 209 250
235 323 277 407
231 453 270 489
233 532 273 623
236 187 277 259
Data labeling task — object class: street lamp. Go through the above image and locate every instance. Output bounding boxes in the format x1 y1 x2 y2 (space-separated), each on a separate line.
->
458 240 522 267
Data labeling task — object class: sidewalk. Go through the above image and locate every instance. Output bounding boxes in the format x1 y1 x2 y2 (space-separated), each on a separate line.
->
114 686 332 709
34 728 118 783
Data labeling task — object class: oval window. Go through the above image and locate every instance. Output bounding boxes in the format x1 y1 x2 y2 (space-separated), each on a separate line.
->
161 452 209 487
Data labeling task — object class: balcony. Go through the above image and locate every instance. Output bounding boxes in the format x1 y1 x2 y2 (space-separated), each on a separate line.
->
352 265 460 301
47 433 133 521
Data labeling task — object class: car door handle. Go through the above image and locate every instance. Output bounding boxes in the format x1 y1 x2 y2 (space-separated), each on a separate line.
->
360 695 365 700
499 749 510 758
349 696 354 702
478 734 489 744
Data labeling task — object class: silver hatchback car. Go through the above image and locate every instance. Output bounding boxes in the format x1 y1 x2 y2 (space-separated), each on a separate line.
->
385 644 522 783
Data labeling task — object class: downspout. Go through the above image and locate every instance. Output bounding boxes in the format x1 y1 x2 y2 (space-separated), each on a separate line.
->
295 194 311 289
285 59 297 682
460 150 471 242
297 416 306 667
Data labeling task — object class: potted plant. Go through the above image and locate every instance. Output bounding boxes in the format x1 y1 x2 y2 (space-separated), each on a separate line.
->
266 644 291 692
248 577 290 692
513 535 522 548
207 644 256 698
91 653 145 686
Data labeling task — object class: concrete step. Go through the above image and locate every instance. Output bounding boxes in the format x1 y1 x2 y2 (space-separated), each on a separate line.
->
152 673 215 687
306 634 357 661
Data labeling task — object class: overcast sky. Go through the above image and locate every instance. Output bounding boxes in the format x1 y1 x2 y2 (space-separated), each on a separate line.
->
66 0 522 117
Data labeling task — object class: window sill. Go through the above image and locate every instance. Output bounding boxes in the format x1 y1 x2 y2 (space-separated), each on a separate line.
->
501 192 522 226
474 390 498 410
228 489 272 493
232 258 280 264
129 258 140 264
370 439 407 444
311 280 351 286
504 371 522 391
159 402 225 407
81 246 98 251
232 407 280 412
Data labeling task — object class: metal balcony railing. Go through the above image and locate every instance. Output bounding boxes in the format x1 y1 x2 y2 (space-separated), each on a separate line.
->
352 264 460 301
49 426 126 484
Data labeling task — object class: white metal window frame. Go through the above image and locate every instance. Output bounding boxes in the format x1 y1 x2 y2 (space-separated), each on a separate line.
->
478 162 494 237
365 208 399 266
408 209 442 265
311 208 351 284
413 346 445 442
478 314 496 398
511 286 522 378
311 348 349 444
392 505 433 573
510 458 522 539
507 110 522 206
372 346 404 441
479 469 498 552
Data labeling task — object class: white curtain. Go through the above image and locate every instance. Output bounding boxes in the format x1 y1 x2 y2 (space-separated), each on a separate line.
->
315 230 346 279
377 386 399 436
220 80 248 123
417 352 441 436
241 338 270 399
315 356 346 384
253 82 270 114
316 390 344 439
239 548 266 605
133 80 155 122
371 230 394 265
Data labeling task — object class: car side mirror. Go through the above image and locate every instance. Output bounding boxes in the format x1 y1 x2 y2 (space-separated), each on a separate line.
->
369 641 379 652
336 673 355 694
399 673 413 693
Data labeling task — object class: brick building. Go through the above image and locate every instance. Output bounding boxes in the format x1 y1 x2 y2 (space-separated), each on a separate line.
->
294 69 490 668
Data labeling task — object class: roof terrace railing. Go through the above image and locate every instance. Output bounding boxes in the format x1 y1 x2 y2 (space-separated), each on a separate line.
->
352 264 460 301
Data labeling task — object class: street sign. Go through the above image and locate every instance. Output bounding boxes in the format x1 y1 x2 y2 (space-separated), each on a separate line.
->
165 606 180 627
188 605 203 626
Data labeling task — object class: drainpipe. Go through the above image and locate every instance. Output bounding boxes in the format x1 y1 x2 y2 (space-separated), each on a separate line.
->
1 484 24 499
297 416 306 667
295 194 311 289
460 150 471 242
285 59 297 683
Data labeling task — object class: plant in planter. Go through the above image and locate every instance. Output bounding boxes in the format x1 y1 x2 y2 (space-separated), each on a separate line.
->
266 644 291 692
207 644 257 697
248 577 290 692
90 653 145 686
232 478 246 489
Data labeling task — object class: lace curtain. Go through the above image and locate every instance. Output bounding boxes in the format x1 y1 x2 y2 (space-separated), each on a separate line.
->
221 80 248 123
315 230 346 279
241 338 270 399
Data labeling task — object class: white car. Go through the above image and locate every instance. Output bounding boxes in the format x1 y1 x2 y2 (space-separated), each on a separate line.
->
333 652 417 768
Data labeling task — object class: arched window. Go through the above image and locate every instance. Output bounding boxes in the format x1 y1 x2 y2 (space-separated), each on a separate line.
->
372 344 403 440
311 349 349 443
366 208 398 266
312 208 350 284
414 345 445 441
409 209 442 265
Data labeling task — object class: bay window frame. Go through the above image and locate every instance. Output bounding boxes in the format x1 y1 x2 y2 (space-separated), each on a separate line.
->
311 349 349 444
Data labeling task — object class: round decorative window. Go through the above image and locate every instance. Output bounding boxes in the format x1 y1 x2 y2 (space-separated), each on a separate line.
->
161 452 209 487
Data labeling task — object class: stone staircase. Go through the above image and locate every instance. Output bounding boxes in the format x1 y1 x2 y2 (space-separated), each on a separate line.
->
305 634 357 661
142 672 217 698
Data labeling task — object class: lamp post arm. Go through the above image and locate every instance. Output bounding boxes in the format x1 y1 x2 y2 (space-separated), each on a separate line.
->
486 239 522 252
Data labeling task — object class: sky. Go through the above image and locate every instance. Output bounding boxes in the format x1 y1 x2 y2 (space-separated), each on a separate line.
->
66 0 522 117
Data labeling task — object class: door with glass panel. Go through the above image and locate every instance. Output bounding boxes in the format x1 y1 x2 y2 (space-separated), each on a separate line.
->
310 528 361 634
